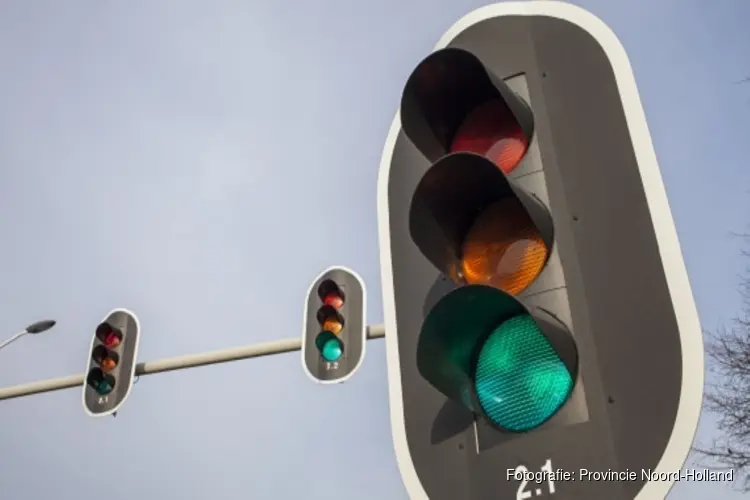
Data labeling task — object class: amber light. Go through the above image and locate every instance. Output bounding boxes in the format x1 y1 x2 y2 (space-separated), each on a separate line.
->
460 198 548 295
101 357 117 372
322 317 344 335
92 345 119 373
450 100 529 174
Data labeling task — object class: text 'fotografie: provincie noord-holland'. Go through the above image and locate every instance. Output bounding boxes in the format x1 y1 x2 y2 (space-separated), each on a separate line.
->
510 468 734 483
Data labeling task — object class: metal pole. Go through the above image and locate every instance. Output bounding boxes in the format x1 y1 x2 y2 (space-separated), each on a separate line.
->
0 331 28 351
0 323 385 401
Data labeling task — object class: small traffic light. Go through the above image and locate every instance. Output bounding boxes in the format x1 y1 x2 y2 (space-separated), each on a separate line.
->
82 308 141 417
302 266 366 384
377 3 703 500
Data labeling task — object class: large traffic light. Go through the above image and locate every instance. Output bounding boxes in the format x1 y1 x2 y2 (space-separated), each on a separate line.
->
302 266 367 384
377 2 703 500
82 308 141 417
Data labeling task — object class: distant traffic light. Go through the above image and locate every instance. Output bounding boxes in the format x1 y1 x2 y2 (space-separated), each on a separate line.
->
302 267 366 384
377 3 703 500
82 309 141 417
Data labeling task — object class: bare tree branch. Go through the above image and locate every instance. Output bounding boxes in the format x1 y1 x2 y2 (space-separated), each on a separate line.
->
692 232 750 490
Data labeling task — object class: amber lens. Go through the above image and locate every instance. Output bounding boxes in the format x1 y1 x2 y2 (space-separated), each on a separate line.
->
101 357 117 372
450 100 529 174
460 198 548 295
322 318 343 335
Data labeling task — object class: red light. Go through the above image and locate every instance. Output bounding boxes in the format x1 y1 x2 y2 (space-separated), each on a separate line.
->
323 292 344 309
104 332 120 348
96 323 122 348
450 100 529 174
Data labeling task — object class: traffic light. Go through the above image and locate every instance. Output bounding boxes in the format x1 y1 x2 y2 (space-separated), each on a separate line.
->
82 308 141 417
301 266 366 384
377 3 703 500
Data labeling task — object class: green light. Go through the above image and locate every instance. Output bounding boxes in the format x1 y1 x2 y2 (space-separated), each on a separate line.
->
93 380 114 396
474 314 573 432
315 331 343 362
87 368 116 396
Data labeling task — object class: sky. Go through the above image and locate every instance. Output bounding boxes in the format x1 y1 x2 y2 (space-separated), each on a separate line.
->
0 1 748 499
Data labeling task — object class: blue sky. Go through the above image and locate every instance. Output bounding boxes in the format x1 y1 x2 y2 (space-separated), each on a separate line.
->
0 1 748 499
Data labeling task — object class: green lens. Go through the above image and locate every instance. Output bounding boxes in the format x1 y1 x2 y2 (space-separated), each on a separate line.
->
474 314 573 432
94 380 114 396
315 331 331 351
315 331 343 362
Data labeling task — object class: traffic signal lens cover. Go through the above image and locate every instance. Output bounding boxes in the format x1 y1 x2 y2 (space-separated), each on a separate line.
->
317 306 345 334
322 318 343 334
87 368 116 396
101 357 117 372
460 198 548 295
450 99 529 174
323 292 344 309
315 331 343 362
474 314 573 432
92 345 120 372
96 323 122 348
318 280 345 309
104 333 120 348
94 379 113 395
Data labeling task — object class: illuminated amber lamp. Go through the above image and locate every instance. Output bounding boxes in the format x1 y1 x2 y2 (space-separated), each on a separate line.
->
92 345 119 372
317 305 344 335
460 197 548 295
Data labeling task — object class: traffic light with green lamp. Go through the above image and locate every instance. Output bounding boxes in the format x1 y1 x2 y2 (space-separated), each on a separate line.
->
378 2 703 500
82 308 141 418
302 266 366 384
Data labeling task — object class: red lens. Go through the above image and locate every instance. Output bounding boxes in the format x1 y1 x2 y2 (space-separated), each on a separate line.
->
104 332 120 348
323 293 344 309
450 100 529 174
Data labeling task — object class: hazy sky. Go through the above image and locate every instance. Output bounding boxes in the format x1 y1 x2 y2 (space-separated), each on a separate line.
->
1 1 749 499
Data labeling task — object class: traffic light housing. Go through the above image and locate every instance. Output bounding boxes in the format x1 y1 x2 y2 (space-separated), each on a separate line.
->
82 308 141 417
302 266 367 384
377 3 703 500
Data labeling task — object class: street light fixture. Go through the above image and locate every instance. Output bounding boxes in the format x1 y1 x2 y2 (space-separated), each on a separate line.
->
0 319 57 352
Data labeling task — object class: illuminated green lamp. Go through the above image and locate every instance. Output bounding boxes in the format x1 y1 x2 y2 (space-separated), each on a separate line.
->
475 313 573 432
417 284 576 432
315 331 343 362
86 368 115 396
